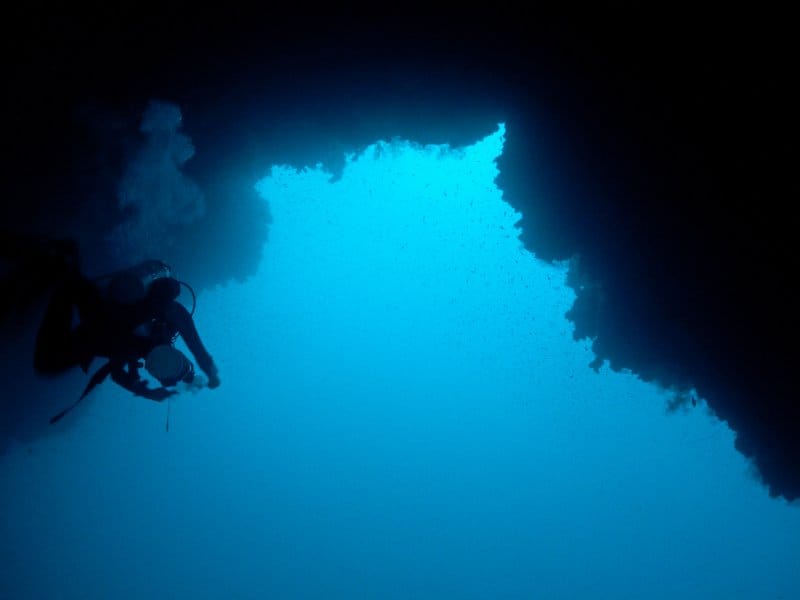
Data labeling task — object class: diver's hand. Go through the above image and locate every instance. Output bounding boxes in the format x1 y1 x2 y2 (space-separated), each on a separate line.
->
204 363 220 389
207 372 220 389
112 367 175 402
139 386 176 402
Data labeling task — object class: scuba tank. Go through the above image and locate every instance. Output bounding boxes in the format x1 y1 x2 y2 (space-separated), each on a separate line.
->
97 259 173 305
94 259 196 315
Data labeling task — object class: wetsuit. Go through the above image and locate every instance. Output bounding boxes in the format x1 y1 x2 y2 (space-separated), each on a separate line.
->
35 273 219 400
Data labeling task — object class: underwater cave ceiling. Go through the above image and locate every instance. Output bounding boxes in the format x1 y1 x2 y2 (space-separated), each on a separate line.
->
2 8 798 499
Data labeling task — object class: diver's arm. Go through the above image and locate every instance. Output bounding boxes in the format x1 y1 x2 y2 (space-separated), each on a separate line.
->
165 301 220 387
110 363 174 402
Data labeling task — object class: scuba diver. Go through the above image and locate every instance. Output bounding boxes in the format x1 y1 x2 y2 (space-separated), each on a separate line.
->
33 258 220 423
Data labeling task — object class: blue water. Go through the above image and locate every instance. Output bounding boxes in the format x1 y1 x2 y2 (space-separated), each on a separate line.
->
1 125 798 598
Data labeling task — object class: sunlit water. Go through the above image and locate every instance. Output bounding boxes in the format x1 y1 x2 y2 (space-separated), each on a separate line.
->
2 125 798 599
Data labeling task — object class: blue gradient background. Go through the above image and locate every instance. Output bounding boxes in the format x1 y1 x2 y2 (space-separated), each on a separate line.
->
1 126 798 599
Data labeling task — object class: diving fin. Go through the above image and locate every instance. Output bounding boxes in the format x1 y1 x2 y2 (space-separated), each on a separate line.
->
49 361 113 424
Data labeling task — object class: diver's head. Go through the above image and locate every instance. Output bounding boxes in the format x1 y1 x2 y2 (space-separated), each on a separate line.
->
146 277 181 304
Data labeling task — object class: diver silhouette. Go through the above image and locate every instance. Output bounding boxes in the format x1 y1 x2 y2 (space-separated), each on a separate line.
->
32 257 220 423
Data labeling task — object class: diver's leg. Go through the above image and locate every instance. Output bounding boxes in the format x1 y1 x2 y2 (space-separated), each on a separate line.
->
33 275 97 374
34 286 78 373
